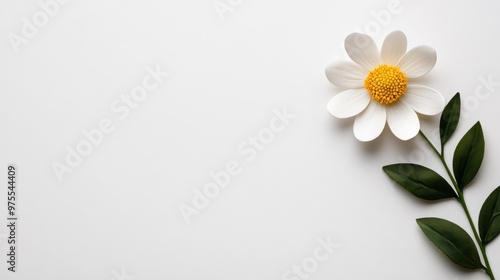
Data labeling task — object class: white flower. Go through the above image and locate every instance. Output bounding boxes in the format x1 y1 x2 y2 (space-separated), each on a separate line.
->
326 31 445 142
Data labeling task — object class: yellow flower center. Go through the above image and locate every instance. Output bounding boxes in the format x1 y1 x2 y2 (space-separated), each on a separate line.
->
364 64 408 105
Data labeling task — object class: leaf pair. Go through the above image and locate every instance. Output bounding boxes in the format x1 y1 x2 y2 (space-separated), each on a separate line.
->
384 93 486 201
440 93 485 192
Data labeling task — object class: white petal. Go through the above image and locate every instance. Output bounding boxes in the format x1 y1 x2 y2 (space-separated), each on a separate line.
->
401 85 445 115
381 31 407 65
345 33 381 71
386 101 420 141
325 61 366 88
397 46 437 78
353 100 386 142
327 89 371 118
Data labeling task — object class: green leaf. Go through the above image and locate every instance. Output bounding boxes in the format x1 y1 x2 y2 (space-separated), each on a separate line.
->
417 217 483 270
479 186 500 244
440 93 461 147
453 122 485 191
383 164 456 200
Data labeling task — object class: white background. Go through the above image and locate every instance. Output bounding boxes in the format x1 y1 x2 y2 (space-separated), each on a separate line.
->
1 0 500 279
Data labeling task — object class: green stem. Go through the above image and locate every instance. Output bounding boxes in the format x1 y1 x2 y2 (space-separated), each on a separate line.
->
419 131 458 189
419 130 495 280
458 196 495 279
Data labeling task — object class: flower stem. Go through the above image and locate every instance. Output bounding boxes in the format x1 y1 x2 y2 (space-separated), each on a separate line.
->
419 130 495 280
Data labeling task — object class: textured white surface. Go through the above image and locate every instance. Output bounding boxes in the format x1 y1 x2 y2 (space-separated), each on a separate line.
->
1 0 500 279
